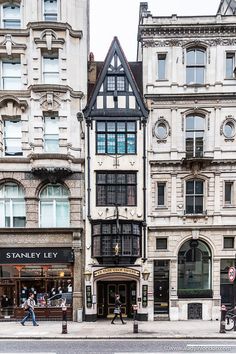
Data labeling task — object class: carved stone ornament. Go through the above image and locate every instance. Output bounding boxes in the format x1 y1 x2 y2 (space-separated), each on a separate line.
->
40 92 61 111
153 117 171 142
142 37 236 48
220 115 236 139
0 34 26 56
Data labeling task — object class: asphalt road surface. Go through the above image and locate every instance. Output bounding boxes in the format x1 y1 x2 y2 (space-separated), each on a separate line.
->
0 339 236 354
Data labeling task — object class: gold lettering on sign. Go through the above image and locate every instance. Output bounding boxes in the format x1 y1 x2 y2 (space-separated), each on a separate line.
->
93 267 140 278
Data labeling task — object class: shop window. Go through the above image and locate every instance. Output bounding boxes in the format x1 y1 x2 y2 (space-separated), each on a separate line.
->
1 3 21 28
43 0 58 21
223 237 234 249
186 48 206 85
224 182 233 206
44 116 59 152
96 172 136 206
157 53 167 80
226 52 235 79
4 118 22 156
42 53 59 84
0 182 26 227
96 121 136 154
220 259 235 308
185 179 204 214
40 184 70 227
185 114 205 158
157 182 166 207
178 239 212 298
1 58 21 90
156 238 167 250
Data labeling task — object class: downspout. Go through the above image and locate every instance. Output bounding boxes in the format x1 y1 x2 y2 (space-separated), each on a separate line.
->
142 118 147 261
86 120 91 219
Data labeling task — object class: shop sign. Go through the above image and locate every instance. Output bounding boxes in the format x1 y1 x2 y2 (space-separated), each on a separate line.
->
93 267 140 278
0 247 73 264
228 266 236 283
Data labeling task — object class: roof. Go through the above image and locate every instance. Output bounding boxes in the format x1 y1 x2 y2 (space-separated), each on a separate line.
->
217 0 236 14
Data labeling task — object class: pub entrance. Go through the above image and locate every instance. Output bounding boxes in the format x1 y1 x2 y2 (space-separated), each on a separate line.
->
97 281 136 318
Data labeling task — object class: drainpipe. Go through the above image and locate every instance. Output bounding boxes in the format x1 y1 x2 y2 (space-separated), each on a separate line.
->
86 119 91 219
142 118 147 262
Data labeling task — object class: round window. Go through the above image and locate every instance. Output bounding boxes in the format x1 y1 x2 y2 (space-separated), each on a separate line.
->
224 121 235 138
155 122 168 140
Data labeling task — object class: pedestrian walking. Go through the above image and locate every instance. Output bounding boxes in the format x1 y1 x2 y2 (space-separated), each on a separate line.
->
111 294 126 324
20 293 39 326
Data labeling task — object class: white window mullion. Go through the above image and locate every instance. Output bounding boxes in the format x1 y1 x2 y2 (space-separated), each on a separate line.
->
53 199 56 227
10 199 13 227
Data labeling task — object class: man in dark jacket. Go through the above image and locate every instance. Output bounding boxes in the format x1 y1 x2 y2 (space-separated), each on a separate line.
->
111 294 126 324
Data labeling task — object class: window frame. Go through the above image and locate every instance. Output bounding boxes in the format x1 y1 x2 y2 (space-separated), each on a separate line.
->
43 0 59 22
106 75 125 92
1 3 21 29
42 52 59 84
225 52 235 79
1 58 21 90
186 48 206 85
224 181 234 206
157 53 167 80
223 237 235 249
39 184 70 228
3 117 22 156
96 120 137 155
156 182 166 208
0 182 26 228
96 171 137 207
156 237 168 250
44 115 59 152
185 178 204 215
185 114 205 158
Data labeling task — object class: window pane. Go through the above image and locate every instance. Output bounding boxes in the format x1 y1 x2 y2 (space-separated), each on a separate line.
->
127 186 136 205
116 185 126 205
44 137 59 152
186 181 194 194
186 67 195 84
117 134 126 154
97 122 105 132
107 186 116 205
226 53 234 78
196 50 205 65
117 122 126 132
56 203 69 227
107 134 115 154
107 122 116 132
97 186 106 205
156 123 167 139
196 67 204 84
107 76 115 91
127 122 136 132
3 62 21 76
195 180 203 194
97 134 105 153
127 134 135 153
186 196 194 214
186 116 194 130
195 196 203 213
117 77 125 91
224 122 234 138
224 237 234 249
40 203 53 227
187 50 195 65
156 238 167 249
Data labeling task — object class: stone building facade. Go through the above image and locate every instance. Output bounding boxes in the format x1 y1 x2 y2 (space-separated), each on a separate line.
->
0 0 89 321
138 1 236 320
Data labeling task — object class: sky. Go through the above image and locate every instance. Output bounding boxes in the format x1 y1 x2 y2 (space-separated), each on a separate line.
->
90 0 220 61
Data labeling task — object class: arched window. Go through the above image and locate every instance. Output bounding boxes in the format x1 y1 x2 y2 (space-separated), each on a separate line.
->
186 48 206 85
185 178 204 214
40 184 69 227
2 3 21 28
0 182 25 227
186 114 205 158
178 239 212 296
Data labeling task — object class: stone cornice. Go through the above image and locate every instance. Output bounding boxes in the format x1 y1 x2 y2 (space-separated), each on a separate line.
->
148 225 236 231
149 159 236 166
27 22 83 39
29 84 84 99
0 227 83 234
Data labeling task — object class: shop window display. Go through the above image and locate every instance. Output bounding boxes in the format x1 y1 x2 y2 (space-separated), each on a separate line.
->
0 265 73 318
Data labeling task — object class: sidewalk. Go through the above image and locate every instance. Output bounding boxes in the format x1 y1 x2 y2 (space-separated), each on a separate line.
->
0 320 235 339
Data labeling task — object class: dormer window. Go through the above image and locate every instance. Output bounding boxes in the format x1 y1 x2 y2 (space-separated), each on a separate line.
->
1 3 20 29
186 48 206 85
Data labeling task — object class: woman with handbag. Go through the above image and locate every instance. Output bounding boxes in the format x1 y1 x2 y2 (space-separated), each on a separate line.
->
111 294 126 324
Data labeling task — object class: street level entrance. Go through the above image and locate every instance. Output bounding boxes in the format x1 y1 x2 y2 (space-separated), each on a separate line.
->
97 281 136 318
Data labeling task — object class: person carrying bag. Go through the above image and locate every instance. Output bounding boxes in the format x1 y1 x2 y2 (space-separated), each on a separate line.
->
20 293 39 326
111 294 126 324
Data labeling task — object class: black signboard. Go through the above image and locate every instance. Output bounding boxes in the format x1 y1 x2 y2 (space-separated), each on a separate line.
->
0 247 74 264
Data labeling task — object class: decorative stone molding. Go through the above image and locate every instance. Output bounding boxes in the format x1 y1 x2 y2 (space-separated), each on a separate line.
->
34 29 65 50
0 34 26 55
141 37 236 48
40 92 61 111
0 95 28 112
220 115 236 140
28 22 83 39
153 117 171 142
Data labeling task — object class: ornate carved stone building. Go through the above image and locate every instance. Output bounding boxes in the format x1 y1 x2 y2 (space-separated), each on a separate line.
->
0 0 88 321
138 1 236 320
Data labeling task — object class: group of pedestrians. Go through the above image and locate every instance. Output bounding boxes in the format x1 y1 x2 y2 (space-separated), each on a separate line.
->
20 292 125 326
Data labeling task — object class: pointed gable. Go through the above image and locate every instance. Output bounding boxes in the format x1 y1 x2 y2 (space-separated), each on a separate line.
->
84 37 148 119
217 0 236 15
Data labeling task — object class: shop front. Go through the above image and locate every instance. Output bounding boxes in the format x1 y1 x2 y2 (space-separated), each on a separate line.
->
0 247 74 320
85 267 149 321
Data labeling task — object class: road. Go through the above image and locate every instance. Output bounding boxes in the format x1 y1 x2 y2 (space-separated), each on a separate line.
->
0 339 235 354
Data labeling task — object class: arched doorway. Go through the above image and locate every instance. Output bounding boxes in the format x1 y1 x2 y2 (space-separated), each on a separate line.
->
178 239 212 298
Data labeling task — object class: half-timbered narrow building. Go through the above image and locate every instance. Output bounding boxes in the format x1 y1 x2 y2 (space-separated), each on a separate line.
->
83 37 149 321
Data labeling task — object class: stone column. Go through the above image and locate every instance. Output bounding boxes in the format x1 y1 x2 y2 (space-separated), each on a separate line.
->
72 231 83 321
169 258 179 321
25 197 38 228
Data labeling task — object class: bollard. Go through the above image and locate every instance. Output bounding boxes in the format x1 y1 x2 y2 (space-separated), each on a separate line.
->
133 304 138 333
220 304 227 333
62 304 68 334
